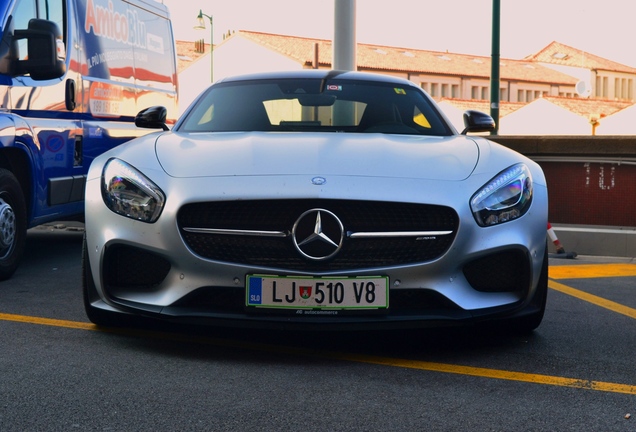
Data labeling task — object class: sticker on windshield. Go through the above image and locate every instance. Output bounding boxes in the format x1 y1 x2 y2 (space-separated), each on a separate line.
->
394 88 406 95
326 85 342 91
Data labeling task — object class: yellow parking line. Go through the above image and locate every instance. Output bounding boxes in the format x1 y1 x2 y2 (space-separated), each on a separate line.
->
549 263 636 279
2 311 636 395
327 353 636 395
548 280 636 320
0 312 97 330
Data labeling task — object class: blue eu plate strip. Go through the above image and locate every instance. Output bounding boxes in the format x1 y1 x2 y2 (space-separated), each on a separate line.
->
248 277 263 305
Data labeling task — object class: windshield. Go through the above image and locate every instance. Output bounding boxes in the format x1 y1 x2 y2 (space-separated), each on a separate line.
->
177 78 453 136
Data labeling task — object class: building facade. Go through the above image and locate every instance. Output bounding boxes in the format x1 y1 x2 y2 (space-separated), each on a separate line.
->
175 32 636 134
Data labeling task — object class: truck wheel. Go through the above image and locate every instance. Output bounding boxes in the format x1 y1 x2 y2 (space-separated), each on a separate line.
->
0 169 27 281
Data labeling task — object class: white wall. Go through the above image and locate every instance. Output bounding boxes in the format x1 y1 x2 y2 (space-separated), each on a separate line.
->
596 105 636 135
178 35 303 114
498 98 592 135
436 101 465 132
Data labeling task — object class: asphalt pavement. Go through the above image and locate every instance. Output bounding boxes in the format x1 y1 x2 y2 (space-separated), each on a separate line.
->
0 223 635 431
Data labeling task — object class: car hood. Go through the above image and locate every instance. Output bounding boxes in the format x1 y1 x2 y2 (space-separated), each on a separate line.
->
155 132 479 181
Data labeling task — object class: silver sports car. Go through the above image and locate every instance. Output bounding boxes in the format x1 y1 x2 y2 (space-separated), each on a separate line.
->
83 70 548 333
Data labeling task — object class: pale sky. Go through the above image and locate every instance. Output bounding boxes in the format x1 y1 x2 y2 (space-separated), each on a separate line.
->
160 0 636 68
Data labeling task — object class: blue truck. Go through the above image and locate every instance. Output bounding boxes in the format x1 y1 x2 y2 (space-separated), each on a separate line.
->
0 0 178 279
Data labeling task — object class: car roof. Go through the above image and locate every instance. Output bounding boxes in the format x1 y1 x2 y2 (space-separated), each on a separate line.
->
215 70 418 87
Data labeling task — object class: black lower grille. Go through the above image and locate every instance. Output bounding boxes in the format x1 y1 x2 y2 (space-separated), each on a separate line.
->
462 249 529 293
104 244 171 289
177 199 458 271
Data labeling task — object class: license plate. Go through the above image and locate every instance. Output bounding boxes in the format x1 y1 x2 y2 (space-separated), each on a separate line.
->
246 275 388 310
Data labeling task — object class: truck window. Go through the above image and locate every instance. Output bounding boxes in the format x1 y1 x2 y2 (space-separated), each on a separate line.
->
37 0 65 38
12 0 66 62
12 0 36 61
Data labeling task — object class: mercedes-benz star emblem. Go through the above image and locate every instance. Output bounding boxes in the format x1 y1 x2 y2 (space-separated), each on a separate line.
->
311 176 326 185
292 209 344 261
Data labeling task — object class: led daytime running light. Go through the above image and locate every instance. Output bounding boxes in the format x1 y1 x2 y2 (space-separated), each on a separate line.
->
471 164 526 211
471 164 532 227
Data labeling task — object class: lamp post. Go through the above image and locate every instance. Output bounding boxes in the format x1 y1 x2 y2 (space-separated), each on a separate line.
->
194 9 213 82
490 0 500 135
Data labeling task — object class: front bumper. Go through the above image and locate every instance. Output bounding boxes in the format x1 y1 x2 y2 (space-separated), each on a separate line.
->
84 171 548 330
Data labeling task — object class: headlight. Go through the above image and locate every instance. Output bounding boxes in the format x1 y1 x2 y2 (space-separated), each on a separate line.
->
101 158 165 223
470 163 532 227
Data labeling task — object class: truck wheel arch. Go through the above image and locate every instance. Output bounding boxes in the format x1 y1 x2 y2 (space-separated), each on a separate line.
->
0 146 32 220
0 168 27 280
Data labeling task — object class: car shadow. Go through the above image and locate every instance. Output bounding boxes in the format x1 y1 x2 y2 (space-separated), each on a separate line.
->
22 223 84 266
93 317 543 365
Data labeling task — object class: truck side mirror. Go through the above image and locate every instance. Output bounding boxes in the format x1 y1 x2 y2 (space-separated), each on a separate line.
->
13 18 66 80
135 106 169 131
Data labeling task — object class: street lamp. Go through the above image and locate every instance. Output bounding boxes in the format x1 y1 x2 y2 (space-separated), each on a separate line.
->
194 9 213 82
490 0 500 135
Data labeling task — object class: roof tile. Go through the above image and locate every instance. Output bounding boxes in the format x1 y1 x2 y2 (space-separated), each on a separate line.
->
525 41 636 74
175 35 636 127
233 31 578 85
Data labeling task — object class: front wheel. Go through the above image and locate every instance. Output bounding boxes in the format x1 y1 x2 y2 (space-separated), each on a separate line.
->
0 169 27 281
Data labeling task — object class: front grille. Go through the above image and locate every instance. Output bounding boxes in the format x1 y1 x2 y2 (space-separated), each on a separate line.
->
462 249 529 293
178 199 458 271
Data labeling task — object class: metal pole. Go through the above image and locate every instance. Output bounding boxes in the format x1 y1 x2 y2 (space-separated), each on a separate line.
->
195 10 214 82
210 16 213 83
332 0 356 125
333 0 356 71
490 0 500 135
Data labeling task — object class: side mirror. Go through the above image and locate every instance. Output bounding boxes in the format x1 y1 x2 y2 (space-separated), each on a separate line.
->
135 106 169 131
13 18 66 80
461 110 495 135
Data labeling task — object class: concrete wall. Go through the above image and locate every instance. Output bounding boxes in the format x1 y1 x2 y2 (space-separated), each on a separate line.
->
492 135 636 258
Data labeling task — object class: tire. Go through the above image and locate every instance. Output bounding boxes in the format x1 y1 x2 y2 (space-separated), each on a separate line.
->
0 169 27 281
82 235 125 327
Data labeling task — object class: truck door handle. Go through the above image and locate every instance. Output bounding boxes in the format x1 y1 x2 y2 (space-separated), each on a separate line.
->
65 79 76 111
